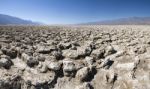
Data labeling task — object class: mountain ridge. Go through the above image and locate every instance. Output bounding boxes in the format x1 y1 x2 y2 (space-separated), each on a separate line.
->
1 14 150 25
81 17 150 25
0 14 41 25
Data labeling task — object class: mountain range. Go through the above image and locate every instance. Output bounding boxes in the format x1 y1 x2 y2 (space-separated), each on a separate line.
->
82 17 150 25
1 14 150 25
0 14 40 25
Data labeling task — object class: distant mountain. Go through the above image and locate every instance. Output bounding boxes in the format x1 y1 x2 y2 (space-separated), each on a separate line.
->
0 14 41 25
82 17 150 25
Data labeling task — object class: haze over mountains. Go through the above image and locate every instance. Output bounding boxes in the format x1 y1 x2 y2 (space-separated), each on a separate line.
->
83 17 150 25
0 14 40 25
1 14 150 25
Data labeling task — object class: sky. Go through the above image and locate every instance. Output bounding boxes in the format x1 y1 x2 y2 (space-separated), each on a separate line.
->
0 0 150 24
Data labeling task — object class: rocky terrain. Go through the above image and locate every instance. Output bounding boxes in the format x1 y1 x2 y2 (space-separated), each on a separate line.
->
0 25 149 89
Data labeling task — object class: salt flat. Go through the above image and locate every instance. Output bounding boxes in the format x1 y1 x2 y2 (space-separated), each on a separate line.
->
0 25 149 89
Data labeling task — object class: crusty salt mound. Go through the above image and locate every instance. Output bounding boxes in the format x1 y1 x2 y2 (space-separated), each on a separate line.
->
0 25 149 89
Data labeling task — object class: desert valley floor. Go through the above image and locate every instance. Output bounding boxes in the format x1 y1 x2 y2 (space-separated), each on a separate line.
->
0 25 149 89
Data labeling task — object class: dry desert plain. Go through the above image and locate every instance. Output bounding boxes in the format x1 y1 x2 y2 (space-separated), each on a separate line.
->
0 25 149 89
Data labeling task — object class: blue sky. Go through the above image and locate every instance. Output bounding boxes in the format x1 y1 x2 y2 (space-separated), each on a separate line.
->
0 0 150 24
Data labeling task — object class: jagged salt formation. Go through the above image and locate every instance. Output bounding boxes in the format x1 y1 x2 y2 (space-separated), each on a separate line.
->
0 25 149 89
